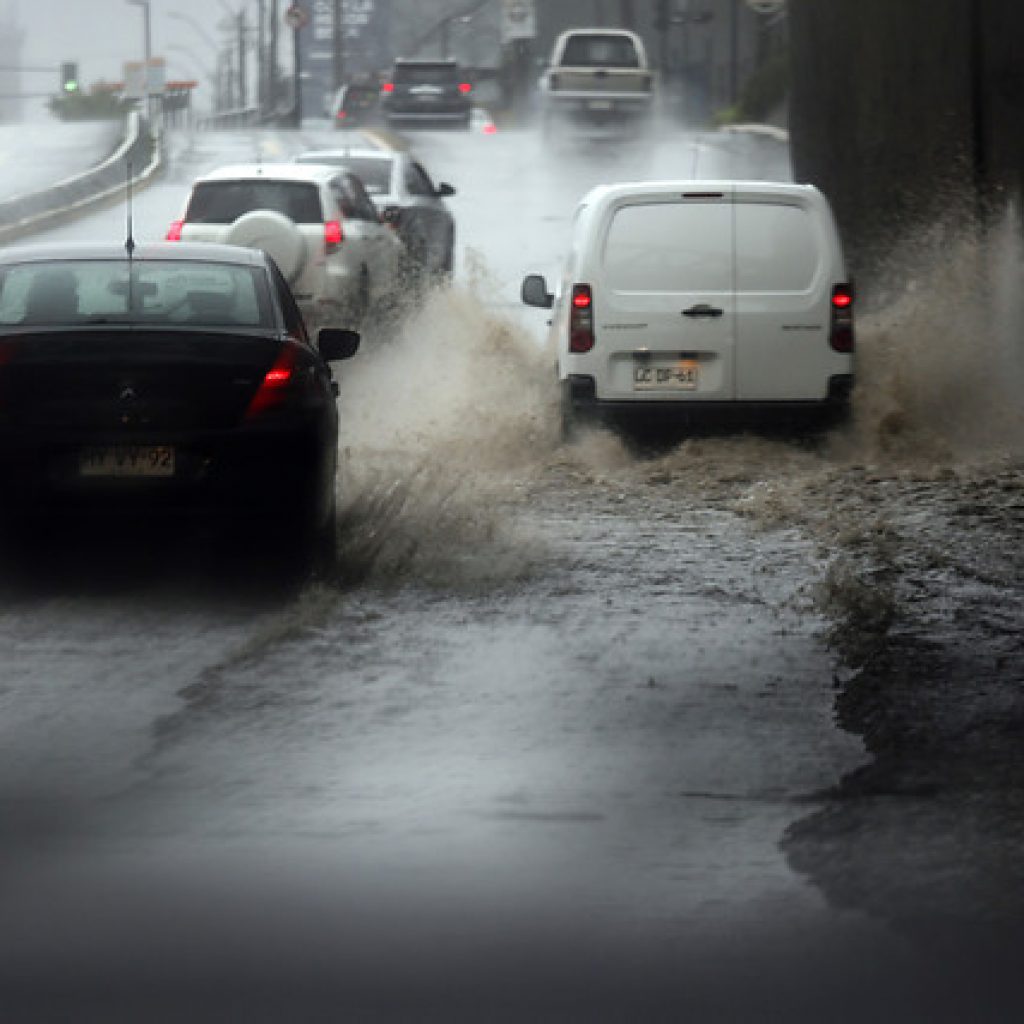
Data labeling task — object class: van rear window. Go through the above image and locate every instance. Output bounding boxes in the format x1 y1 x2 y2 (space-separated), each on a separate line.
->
603 202 733 293
604 200 821 294
734 203 819 292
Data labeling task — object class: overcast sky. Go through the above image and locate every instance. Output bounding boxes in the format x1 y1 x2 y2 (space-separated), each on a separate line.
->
12 0 261 91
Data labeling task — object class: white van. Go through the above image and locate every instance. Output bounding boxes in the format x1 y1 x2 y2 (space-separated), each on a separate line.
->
522 180 854 433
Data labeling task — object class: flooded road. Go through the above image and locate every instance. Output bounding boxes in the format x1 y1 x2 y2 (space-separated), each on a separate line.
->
1 120 1023 1018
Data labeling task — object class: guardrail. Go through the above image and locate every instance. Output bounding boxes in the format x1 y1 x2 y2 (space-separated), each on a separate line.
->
0 112 162 246
196 106 262 130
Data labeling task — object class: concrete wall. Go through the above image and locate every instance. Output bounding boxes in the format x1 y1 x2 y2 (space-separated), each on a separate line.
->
788 0 1024 272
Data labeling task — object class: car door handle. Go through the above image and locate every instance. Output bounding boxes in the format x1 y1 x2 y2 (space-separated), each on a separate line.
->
682 304 724 319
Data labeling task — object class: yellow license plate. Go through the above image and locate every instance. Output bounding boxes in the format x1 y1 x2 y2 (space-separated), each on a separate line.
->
79 446 175 478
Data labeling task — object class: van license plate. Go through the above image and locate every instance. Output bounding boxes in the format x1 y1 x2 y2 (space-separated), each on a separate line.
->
79 446 176 478
633 360 699 391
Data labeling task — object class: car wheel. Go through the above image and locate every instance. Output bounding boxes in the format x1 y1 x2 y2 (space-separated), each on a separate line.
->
440 230 455 277
344 269 370 329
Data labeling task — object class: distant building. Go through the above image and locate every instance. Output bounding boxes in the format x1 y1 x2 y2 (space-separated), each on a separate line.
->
0 1 24 122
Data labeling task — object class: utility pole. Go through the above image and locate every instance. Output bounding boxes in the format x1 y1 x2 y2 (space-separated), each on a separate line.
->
269 0 279 113
729 0 739 107
256 0 266 115
332 0 344 91
237 8 247 109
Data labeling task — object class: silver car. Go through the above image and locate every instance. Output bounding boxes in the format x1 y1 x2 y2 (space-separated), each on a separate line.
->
297 149 456 279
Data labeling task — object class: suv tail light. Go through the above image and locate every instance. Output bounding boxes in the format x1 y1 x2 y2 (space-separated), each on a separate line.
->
830 284 855 353
569 284 595 354
245 344 304 419
458 82 472 94
381 82 395 94
166 220 184 241
325 219 343 253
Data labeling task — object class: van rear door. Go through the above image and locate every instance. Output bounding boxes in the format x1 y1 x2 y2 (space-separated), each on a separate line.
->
732 191 834 401
597 191 736 402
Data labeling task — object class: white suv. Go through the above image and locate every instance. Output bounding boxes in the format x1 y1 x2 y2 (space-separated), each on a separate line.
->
167 163 404 328
522 180 854 435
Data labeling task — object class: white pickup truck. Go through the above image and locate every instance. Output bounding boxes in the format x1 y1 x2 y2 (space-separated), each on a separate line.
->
538 28 657 140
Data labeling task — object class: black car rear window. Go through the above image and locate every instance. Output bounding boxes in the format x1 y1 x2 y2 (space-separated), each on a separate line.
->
185 180 323 225
0 260 275 329
393 63 459 86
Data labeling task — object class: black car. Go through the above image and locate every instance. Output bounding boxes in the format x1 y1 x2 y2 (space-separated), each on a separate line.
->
0 242 358 573
380 60 473 129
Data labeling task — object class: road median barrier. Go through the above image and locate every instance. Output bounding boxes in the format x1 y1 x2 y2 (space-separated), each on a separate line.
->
0 112 163 246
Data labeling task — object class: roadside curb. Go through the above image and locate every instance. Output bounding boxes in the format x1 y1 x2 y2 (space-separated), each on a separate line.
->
0 112 164 247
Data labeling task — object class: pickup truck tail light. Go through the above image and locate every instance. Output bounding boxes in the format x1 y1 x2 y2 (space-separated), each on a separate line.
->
569 284 595 354
830 284 855 353
166 220 184 241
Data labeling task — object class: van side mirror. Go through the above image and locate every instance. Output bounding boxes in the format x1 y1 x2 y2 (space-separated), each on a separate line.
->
436 182 456 198
317 327 360 361
521 274 554 309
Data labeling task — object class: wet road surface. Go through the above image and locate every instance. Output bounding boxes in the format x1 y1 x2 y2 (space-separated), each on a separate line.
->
1 118 1023 1018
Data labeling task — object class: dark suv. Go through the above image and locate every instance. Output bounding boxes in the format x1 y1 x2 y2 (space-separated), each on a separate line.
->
380 60 472 129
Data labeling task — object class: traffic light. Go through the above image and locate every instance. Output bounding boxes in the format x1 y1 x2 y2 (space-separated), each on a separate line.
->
60 62 79 94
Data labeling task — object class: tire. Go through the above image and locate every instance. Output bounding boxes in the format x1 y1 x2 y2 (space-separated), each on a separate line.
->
345 269 370 330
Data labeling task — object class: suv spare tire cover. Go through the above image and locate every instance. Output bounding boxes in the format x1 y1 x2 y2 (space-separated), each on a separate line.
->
225 210 307 284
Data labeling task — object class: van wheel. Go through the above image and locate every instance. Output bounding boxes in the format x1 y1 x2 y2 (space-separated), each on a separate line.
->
560 397 578 443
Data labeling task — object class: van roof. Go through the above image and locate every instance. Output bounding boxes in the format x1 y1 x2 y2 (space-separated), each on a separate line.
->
580 180 822 207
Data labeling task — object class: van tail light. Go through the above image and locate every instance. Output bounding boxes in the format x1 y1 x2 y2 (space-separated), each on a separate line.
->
324 219 344 253
830 283 855 353
458 82 472 94
166 219 184 241
245 345 302 419
569 284 595 353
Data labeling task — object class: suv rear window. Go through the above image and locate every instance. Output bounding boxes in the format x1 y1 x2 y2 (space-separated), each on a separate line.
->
393 63 458 86
185 181 323 225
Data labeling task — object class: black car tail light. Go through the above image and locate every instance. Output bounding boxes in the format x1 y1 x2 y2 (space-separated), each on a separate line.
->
569 284 595 354
245 344 310 419
830 283 855 353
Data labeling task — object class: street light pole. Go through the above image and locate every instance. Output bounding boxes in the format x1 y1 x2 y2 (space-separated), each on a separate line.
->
126 0 153 121
332 0 344 92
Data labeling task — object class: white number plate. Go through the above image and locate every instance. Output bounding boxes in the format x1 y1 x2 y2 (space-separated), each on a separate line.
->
633 359 699 391
588 99 614 111
79 446 176 478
